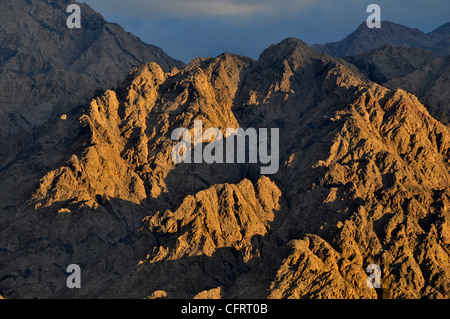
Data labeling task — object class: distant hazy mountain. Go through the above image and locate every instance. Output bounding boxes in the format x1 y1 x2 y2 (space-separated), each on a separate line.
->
427 22 450 42
0 0 184 166
345 45 436 83
313 21 450 57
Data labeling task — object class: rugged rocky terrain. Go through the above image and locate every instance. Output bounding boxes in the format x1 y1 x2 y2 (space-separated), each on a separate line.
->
313 21 450 58
0 0 184 167
1 32 449 299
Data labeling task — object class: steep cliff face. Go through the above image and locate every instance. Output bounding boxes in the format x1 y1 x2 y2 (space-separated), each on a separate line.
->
141 177 281 263
1 36 449 299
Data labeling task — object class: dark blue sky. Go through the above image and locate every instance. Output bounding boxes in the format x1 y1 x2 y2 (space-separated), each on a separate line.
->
83 0 450 63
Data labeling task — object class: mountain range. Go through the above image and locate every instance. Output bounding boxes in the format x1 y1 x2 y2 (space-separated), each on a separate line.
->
313 21 450 57
0 1 449 299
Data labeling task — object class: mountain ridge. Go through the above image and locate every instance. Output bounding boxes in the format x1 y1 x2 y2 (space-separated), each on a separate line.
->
344 45 450 125
312 21 450 58
1 37 449 299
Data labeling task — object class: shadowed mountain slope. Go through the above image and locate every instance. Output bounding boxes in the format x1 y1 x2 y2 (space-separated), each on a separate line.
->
0 0 184 167
344 45 450 126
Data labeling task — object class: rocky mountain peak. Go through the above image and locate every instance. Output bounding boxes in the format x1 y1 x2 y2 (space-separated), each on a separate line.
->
345 45 436 83
258 37 317 68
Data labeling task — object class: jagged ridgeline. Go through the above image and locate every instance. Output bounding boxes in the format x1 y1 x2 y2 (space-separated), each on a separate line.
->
0 35 448 299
